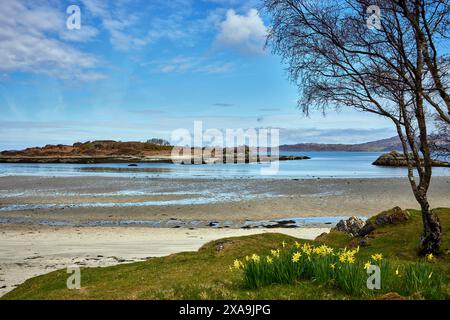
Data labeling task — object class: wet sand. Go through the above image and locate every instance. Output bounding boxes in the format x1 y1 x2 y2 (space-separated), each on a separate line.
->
0 225 329 297
0 176 449 225
0 175 449 297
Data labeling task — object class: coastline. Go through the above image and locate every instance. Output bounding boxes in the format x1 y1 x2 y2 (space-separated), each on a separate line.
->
0 225 329 297
1 174 449 298
1 175 449 225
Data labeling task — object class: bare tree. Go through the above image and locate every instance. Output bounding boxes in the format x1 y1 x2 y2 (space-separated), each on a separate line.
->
431 116 450 159
263 0 448 254
402 0 450 124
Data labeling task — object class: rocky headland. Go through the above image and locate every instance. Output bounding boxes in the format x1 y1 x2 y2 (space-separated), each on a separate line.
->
372 151 450 167
0 140 310 164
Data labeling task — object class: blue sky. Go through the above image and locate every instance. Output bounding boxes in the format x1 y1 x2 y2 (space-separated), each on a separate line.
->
0 0 395 150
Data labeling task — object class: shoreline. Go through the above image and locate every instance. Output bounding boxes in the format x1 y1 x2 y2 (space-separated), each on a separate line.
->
1 176 449 224
0 225 329 297
1 175 449 297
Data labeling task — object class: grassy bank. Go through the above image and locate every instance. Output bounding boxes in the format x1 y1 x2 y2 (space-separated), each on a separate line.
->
3 208 449 300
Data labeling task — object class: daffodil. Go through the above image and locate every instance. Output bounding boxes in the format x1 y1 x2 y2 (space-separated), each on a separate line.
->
292 251 301 263
314 244 334 256
251 254 260 263
233 259 243 270
271 249 280 258
395 267 400 276
330 263 336 270
266 256 273 264
337 248 357 264
282 241 287 248
426 253 435 262
301 243 312 255
364 261 371 270
371 253 383 262
295 241 301 249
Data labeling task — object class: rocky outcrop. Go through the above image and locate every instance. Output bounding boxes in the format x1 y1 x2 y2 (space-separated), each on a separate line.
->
180 146 310 164
373 151 450 167
332 207 410 241
358 206 410 237
0 141 310 164
0 156 175 164
332 216 366 236
0 140 173 157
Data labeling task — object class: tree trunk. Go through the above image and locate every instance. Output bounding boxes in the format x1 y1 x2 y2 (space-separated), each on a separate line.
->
418 196 442 255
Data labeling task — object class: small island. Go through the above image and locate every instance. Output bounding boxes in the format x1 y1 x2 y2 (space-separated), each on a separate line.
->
373 151 450 167
0 140 310 164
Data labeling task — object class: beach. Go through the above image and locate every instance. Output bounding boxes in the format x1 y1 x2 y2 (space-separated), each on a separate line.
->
1 175 449 297
0 225 329 296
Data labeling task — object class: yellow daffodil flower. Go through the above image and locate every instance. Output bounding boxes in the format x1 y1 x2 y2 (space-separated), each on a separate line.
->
251 254 260 263
266 256 273 264
292 251 301 263
301 243 312 255
364 261 371 270
426 253 435 262
270 249 280 258
233 259 243 270
371 253 383 262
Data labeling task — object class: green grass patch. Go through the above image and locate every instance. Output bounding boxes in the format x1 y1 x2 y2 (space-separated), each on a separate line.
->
2 208 449 300
239 242 445 299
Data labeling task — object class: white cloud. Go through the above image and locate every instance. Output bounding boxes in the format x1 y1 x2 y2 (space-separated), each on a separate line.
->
81 0 166 51
59 25 99 43
0 0 103 81
152 56 234 74
215 8 267 54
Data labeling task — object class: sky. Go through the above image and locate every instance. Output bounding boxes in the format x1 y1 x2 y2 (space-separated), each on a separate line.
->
0 0 396 150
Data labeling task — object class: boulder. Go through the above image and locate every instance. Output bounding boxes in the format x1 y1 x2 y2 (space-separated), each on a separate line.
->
332 216 366 237
358 207 410 237
358 235 371 247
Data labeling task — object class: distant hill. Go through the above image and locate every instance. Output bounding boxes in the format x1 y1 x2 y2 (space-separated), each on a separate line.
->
0 140 173 158
280 136 402 152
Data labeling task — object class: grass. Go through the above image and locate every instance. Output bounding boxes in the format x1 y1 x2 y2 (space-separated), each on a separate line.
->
2 208 449 300
240 243 445 299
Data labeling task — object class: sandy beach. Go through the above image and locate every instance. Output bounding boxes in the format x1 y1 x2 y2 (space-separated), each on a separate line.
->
0 175 449 297
0 225 329 297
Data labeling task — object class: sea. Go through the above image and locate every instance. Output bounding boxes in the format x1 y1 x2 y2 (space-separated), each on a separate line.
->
1 152 449 179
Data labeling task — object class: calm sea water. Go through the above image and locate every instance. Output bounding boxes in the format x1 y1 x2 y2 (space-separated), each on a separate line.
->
0 152 449 179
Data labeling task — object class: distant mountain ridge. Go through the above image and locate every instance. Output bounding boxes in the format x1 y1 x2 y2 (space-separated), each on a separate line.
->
280 136 402 152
